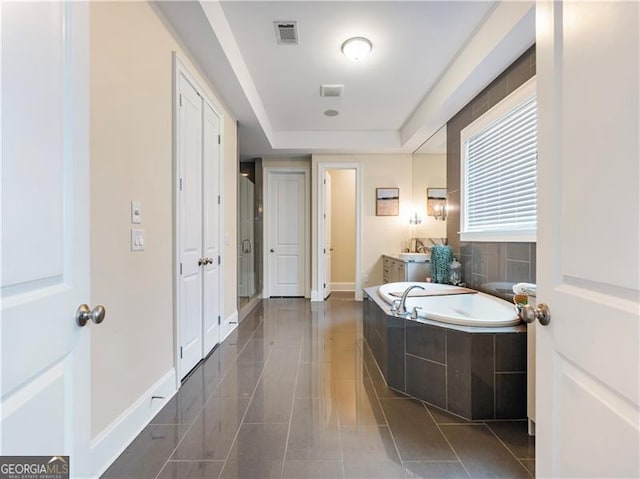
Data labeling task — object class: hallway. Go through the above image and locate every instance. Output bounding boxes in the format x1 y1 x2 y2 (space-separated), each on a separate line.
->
103 294 534 479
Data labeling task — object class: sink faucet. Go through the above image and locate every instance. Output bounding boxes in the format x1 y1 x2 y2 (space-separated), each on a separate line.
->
398 285 425 315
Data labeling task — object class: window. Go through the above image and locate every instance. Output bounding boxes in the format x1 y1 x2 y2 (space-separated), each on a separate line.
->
460 78 537 242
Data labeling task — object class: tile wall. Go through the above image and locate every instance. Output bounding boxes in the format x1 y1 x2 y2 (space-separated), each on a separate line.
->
446 46 537 300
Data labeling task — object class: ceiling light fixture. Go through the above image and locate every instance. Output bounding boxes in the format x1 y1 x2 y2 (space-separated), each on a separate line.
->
324 109 339 117
341 37 372 61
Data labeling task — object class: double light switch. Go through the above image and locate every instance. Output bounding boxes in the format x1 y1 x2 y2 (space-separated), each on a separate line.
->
131 201 145 252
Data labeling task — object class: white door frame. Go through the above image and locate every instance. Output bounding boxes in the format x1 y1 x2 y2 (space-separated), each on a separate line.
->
172 52 224 385
315 162 362 301
263 166 311 298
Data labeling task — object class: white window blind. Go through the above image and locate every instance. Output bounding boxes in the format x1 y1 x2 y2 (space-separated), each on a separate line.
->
462 88 537 241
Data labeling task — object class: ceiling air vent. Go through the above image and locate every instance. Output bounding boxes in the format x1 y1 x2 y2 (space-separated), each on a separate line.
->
274 21 298 45
320 84 344 98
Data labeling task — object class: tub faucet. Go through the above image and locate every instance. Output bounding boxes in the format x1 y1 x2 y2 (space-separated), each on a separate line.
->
398 285 425 315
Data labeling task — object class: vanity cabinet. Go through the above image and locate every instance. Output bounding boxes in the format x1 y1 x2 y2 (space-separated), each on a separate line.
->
382 255 430 283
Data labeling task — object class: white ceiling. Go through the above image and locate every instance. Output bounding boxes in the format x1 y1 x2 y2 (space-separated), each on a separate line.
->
156 1 535 160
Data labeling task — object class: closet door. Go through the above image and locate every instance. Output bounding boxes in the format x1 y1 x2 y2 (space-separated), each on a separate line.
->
202 102 221 354
177 75 203 379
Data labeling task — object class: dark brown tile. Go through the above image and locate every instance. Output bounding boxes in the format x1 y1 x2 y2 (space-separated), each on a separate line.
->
486 242 507 285
446 330 471 418
101 425 188 479
156 461 224 479
424 404 472 425
495 334 527 372
521 459 535 477
405 355 446 409
380 399 456 461
495 374 527 419
283 460 344 479
151 369 209 426
470 334 494 419
406 322 445 364
220 423 288 479
237 338 270 363
404 461 469 478
296 362 335 398
507 260 530 284
171 397 250 460
335 378 386 426
507 243 531 262
243 376 295 423
471 243 488 276
341 426 405 478
487 76 508 109
440 424 530 478
286 397 342 460
486 421 535 459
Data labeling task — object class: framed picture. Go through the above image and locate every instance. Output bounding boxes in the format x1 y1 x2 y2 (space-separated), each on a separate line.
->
376 188 400 216
427 187 447 217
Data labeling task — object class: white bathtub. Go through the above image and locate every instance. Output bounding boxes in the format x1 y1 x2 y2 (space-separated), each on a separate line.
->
377 282 520 327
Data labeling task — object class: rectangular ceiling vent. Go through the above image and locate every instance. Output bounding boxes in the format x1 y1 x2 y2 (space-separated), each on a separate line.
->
274 21 298 45
320 84 344 97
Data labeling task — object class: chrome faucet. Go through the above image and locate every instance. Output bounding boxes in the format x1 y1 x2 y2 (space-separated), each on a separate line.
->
398 285 425 315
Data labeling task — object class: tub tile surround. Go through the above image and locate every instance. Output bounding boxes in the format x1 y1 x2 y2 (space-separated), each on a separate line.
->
447 46 537 299
363 289 527 421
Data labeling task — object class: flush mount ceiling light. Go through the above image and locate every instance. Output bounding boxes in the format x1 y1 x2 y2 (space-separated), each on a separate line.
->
324 109 339 117
341 37 372 61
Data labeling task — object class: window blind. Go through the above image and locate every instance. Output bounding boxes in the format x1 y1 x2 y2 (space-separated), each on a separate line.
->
464 96 537 234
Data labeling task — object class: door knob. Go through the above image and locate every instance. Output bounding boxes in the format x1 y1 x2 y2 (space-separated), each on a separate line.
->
270 249 274 253
76 304 106 327
516 303 551 326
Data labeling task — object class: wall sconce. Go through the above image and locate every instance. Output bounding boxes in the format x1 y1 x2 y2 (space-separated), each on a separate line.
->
409 211 422 225
427 188 447 221
432 202 447 221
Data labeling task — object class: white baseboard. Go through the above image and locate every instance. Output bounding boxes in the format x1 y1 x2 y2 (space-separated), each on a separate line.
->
310 290 322 302
220 310 238 343
90 368 177 478
331 282 355 292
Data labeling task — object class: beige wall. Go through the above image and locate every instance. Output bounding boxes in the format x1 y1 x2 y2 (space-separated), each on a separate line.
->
312 154 413 292
328 170 356 283
411 154 447 239
90 1 237 437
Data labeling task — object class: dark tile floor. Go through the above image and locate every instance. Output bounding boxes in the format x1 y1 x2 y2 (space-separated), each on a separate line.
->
102 294 535 479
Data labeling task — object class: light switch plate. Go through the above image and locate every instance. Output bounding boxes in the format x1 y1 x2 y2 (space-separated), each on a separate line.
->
131 229 145 252
131 201 141 224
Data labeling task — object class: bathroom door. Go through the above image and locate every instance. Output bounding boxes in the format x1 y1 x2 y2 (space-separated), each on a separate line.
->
1 2 93 473
536 2 639 477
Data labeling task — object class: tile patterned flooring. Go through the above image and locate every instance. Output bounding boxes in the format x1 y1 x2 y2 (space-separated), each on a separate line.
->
103 294 535 479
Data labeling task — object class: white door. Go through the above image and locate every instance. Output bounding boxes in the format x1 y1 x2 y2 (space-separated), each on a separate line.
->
323 171 332 299
202 102 221 355
267 172 305 297
536 2 639 477
177 75 203 379
238 176 255 299
1 1 94 474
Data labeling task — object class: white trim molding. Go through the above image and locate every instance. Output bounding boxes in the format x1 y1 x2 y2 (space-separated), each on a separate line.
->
315 162 363 302
331 282 355 292
90 369 177 479
220 310 238 343
263 166 311 299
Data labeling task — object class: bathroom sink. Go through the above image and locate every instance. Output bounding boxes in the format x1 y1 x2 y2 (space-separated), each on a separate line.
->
398 252 430 261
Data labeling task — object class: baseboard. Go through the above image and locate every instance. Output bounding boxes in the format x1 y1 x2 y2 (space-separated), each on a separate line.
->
220 310 238 343
331 282 355 292
89 368 177 478
310 290 322 302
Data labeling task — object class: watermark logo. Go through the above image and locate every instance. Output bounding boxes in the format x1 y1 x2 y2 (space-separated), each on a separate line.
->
0 456 69 479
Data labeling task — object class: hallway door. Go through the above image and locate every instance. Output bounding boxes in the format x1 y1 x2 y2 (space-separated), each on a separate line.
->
1 2 93 473
536 1 639 476
267 171 306 297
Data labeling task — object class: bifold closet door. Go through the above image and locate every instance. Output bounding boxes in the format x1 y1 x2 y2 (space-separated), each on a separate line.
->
177 76 203 379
